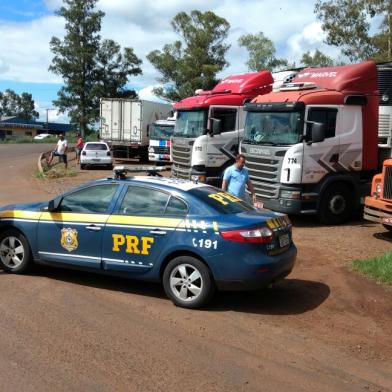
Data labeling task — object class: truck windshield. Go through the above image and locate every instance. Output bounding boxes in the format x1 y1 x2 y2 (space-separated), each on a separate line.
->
150 124 174 140
243 111 303 145
174 110 207 138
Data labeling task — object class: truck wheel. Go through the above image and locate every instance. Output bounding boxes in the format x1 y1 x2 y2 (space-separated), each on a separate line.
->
163 256 215 309
139 149 149 163
382 224 392 232
317 183 353 225
0 229 33 273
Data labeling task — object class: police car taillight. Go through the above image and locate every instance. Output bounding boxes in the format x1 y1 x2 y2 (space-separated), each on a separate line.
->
221 227 273 243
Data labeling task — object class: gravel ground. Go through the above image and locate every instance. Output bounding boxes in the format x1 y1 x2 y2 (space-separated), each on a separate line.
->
0 143 391 392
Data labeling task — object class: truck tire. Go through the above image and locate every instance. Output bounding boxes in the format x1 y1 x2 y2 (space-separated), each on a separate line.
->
163 256 215 309
317 183 353 225
382 224 392 232
139 149 149 163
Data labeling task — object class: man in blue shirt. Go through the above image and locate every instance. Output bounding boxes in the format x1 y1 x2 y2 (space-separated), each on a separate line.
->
222 154 257 204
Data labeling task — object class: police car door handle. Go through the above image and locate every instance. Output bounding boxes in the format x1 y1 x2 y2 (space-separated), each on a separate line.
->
149 229 167 236
86 225 102 232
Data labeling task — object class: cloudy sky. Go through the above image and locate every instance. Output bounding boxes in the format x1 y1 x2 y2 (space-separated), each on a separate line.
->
0 0 339 122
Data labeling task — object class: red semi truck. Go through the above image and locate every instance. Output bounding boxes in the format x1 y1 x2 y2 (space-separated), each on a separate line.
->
171 70 274 184
240 61 388 224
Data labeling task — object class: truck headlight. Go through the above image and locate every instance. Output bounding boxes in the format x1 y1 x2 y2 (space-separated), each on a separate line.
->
280 190 301 199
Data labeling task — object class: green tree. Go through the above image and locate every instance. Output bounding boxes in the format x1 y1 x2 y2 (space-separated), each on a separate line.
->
49 0 142 136
147 10 230 101
19 93 39 121
301 49 334 67
0 89 38 121
238 32 288 71
315 0 392 62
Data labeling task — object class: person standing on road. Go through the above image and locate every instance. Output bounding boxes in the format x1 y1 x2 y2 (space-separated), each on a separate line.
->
222 154 257 204
47 133 68 169
75 133 84 164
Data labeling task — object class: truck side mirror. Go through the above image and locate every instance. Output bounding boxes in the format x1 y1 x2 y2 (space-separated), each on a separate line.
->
210 118 222 136
311 122 325 143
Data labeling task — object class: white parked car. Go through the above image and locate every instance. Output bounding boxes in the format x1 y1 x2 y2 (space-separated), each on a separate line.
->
80 141 113 170
34 133 51 140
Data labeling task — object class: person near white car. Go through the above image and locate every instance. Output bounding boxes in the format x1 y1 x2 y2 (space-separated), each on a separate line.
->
47 134 68 169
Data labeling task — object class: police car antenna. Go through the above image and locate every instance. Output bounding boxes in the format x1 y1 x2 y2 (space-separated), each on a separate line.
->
112 165 170 179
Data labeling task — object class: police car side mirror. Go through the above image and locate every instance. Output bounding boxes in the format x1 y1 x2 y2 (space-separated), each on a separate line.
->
46 196 62 212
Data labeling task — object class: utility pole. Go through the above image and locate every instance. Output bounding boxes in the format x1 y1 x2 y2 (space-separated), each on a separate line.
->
45 108 55 132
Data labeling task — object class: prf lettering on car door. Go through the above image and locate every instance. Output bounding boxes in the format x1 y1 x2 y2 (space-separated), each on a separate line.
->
112 234 154 255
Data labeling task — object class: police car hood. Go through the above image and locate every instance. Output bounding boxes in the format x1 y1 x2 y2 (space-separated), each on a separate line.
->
0 200 47 212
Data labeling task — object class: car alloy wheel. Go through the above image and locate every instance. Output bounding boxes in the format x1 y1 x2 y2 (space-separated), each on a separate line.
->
0 230 32 273
163 256 215 308
0 236 25 269
170 263 203 302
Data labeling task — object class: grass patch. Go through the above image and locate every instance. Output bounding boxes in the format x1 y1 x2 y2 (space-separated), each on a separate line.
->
45 166 77 179
34 170 46 179
352 251 392 285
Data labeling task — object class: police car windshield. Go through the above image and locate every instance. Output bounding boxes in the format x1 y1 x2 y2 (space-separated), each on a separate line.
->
243 111 303 145
150 124 174 140
189 187 254 214
174 110 207 138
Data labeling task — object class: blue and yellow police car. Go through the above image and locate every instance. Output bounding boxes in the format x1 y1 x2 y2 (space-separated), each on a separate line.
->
0 167 296 308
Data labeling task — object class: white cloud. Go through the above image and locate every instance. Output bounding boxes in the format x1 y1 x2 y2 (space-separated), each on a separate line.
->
137 85 167 103
0 0 342 89
0 15 64 82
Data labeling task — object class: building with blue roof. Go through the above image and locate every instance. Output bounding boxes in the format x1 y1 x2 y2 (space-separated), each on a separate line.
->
0 116 74 140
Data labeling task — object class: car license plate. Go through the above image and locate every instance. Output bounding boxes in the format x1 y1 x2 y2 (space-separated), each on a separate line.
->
92 158 100 162
279 233 290 247
382 216 392 225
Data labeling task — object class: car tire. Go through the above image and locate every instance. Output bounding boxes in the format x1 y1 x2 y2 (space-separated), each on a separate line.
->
317 183 353 225
80 164 86 170
163 256 215 309
0 229 33 273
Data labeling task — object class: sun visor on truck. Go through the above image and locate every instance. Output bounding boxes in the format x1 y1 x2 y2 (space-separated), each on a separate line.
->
292 61 378 95
212 70 274 94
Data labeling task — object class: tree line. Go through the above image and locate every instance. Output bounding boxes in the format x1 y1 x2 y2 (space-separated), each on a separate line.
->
3 0 392 134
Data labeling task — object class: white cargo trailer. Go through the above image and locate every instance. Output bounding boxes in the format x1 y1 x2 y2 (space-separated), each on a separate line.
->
100 99 172 162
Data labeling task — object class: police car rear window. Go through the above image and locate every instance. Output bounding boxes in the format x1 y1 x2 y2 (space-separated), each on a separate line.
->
189 187 254 214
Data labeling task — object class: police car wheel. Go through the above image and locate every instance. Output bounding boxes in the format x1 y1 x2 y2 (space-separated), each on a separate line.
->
0 230 32 273
163 256 215 309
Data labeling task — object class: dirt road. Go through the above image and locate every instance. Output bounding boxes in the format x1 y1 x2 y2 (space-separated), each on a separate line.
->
0 144 391 391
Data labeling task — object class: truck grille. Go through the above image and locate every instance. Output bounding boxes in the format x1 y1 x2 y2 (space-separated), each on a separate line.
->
153 146 170 154
242 146 287 199
383 166 392 200
171 140 193 179
378 113 392 148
